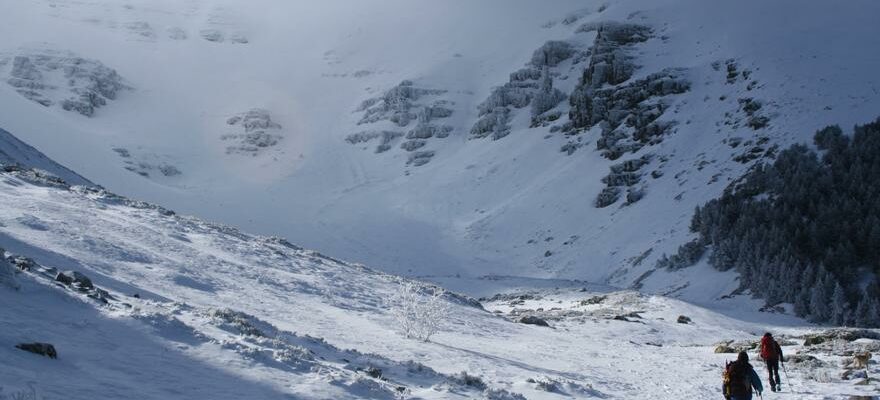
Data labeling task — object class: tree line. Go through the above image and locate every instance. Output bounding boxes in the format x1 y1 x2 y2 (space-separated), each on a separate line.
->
660 118 880 327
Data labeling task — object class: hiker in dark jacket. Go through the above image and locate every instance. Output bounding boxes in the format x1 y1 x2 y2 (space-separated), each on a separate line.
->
723 351 763 400
760 332 784 392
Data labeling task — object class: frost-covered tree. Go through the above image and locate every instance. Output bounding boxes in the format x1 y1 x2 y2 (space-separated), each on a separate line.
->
388 281 450 342
830 282 849 326
657 118 880 327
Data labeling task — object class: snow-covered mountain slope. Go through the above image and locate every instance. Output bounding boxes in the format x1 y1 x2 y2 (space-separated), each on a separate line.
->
2 164 878 399
1 0 880 301
0 127 91 186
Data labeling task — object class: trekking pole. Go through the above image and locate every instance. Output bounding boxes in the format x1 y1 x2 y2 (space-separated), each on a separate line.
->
782 362 791 392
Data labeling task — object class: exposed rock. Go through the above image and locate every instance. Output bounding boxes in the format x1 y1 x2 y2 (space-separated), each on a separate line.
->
530 40 575 67
676 315 692 324
713 340 758 354
364 366 382 379
785 354 825 368
595 187 622 208
55 270 94 290
519 316 550 327
2 51 129 116
473 39 577 139
200 29 224 42
8 255 37 271
15 342 57 359
804 335 827 346
471 107 512 140
738 97 770 130
595 155 652 207
407 151 434 167
345 130 404 153
570 68 689 159
357 80 446 127
400 139 426 152
714 345 736 353
222 109 283 156
406 124 452 140
352 81 452 165
229 33 249 44
580 295 607 305
114 147 183 179
574 22 651 89
126 21 155 39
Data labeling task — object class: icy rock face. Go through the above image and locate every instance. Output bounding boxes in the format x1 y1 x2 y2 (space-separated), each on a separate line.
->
0 50 128 117
349 80 454 166
221 109 283 156
472 40 576 139
566 22 689 159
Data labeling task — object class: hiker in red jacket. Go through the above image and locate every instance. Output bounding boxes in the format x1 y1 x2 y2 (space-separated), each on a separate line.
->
760 332 784 392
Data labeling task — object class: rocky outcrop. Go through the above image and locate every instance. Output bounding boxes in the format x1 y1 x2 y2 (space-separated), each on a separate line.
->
345 130 404 153
357 80 448 127
55 270 94 290
595 155 651 207
569 68 689 159
519 316 550 327
407 151 435 167
472 40 577 139
350 80 454 166
562 22 690 159
113 147 182 178
1 50 129 117
221 109 283 156
7 250 113 304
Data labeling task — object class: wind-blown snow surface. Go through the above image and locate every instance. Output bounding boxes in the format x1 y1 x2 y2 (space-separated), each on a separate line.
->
1 170 878 399
2 1 880 298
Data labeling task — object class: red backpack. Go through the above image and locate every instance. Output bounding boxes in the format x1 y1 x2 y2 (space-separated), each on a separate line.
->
761 336 776 360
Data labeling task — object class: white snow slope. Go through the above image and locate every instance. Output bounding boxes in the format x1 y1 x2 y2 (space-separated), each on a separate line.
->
2 0 879 300
1 166 878 399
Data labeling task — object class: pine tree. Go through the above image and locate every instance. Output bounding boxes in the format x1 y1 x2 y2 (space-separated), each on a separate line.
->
831 282 849 326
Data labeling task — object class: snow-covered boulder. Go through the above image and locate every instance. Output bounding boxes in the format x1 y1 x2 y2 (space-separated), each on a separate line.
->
15 342 57 359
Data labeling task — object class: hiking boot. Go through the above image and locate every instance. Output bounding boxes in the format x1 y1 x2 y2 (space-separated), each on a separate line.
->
770 385 776 392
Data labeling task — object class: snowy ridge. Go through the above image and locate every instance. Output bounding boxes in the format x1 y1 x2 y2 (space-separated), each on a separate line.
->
0 126 92 186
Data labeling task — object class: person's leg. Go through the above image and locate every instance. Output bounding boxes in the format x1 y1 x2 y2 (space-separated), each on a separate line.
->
774 360 781 389
765 359 776 389
770 359 780 389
